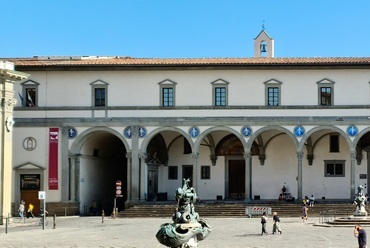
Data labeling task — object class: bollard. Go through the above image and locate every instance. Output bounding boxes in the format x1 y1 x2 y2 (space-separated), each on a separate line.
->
53 214 56 229
5 218 8 234
102 210 105 223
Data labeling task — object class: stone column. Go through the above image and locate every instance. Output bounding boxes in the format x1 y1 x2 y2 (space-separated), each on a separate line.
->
138 152 147 200
297 151 303 201
0 62 29 221
68 156 75 201
130 126 140 201
191 153 199 191
244 152 252 201
61 127 69 202
350 151 356 200
125 152 132 205
68 154 81 202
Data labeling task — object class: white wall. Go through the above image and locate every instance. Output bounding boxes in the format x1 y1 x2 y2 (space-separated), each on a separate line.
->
12 127 62 202
15 69 370 108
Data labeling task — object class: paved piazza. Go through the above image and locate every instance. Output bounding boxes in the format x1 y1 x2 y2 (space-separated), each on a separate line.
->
0 216 360 247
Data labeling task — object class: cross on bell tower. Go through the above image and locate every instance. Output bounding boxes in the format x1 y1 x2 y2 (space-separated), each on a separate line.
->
254 23 274 58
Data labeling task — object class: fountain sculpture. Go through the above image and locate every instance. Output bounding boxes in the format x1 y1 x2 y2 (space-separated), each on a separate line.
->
314 184 369 227
156 178 212 247
354 184 368 216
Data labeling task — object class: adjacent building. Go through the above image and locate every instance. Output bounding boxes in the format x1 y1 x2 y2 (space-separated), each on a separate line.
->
0 61 29 220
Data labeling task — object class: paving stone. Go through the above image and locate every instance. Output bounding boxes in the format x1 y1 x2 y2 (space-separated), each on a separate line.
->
0 216 361 247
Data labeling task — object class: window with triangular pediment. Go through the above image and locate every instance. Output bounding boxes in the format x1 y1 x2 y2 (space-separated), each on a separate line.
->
90 80 109 107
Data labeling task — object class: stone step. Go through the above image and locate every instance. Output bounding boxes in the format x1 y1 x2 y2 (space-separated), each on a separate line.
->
119 203 365 218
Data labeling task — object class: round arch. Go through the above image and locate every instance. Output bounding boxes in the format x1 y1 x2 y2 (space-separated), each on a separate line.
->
69 126 129 216
194 126 247 152
246 125 298 149
140 126 194 152
353 126 370 147
298 125 353 151
70 127 130 154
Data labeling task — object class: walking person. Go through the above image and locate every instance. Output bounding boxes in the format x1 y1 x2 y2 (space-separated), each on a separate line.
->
27 202 35 218
18 200 25 222
302 204 308 222
354 224 367 248
261 211 268 236
272 212 282 234
39 207 49 226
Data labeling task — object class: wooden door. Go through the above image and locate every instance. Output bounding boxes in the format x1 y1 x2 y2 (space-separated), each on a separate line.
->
228 160 245 199
20 174 41 215
147 167 158 201
20 190 40 216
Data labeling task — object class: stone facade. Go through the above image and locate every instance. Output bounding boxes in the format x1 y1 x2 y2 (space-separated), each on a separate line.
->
4 32 370 215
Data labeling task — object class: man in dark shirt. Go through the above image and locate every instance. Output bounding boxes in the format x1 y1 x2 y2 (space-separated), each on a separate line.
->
354 224 367 248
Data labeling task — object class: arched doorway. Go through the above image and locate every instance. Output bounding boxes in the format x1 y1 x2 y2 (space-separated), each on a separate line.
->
216 134 258 200
143 129 194 201
77 131 127 215
356 132 370 194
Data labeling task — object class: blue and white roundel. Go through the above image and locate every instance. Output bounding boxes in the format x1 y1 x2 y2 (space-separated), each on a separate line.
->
139 127 147 138
294 126 305 137
347 125 358 137
189 127 200 138
68 127 77 139
124 126 132 138
241 126 252 137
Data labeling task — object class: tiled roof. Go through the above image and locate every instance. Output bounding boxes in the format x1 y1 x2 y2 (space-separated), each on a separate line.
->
3 56 370 67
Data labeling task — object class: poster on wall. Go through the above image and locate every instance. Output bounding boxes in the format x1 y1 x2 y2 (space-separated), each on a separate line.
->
49 128 59 190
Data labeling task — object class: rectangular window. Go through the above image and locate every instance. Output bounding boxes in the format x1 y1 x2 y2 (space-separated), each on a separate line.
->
168 166 178 180
325 160 345 177
320 87 332 106
94 88 106 106
162 88 174 107
267 87 279 106
330 135 339 152
201 166 210 179
215 87 226 106
25 88 36 107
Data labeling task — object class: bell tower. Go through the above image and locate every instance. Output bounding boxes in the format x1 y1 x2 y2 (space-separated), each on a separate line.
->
254 25 274 58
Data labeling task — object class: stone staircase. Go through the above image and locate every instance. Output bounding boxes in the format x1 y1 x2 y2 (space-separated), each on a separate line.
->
118 201 363 219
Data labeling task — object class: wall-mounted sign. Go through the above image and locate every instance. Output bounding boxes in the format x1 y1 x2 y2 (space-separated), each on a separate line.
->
360 174 367 179
21 174 40 190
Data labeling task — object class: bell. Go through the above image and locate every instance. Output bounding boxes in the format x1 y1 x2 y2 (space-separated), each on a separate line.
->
260 44 267 53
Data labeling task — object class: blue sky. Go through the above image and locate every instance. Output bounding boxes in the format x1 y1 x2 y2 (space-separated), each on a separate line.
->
2 1 370 58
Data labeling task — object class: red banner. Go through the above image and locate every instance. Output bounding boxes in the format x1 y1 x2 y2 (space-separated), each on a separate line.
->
48 128 59 190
